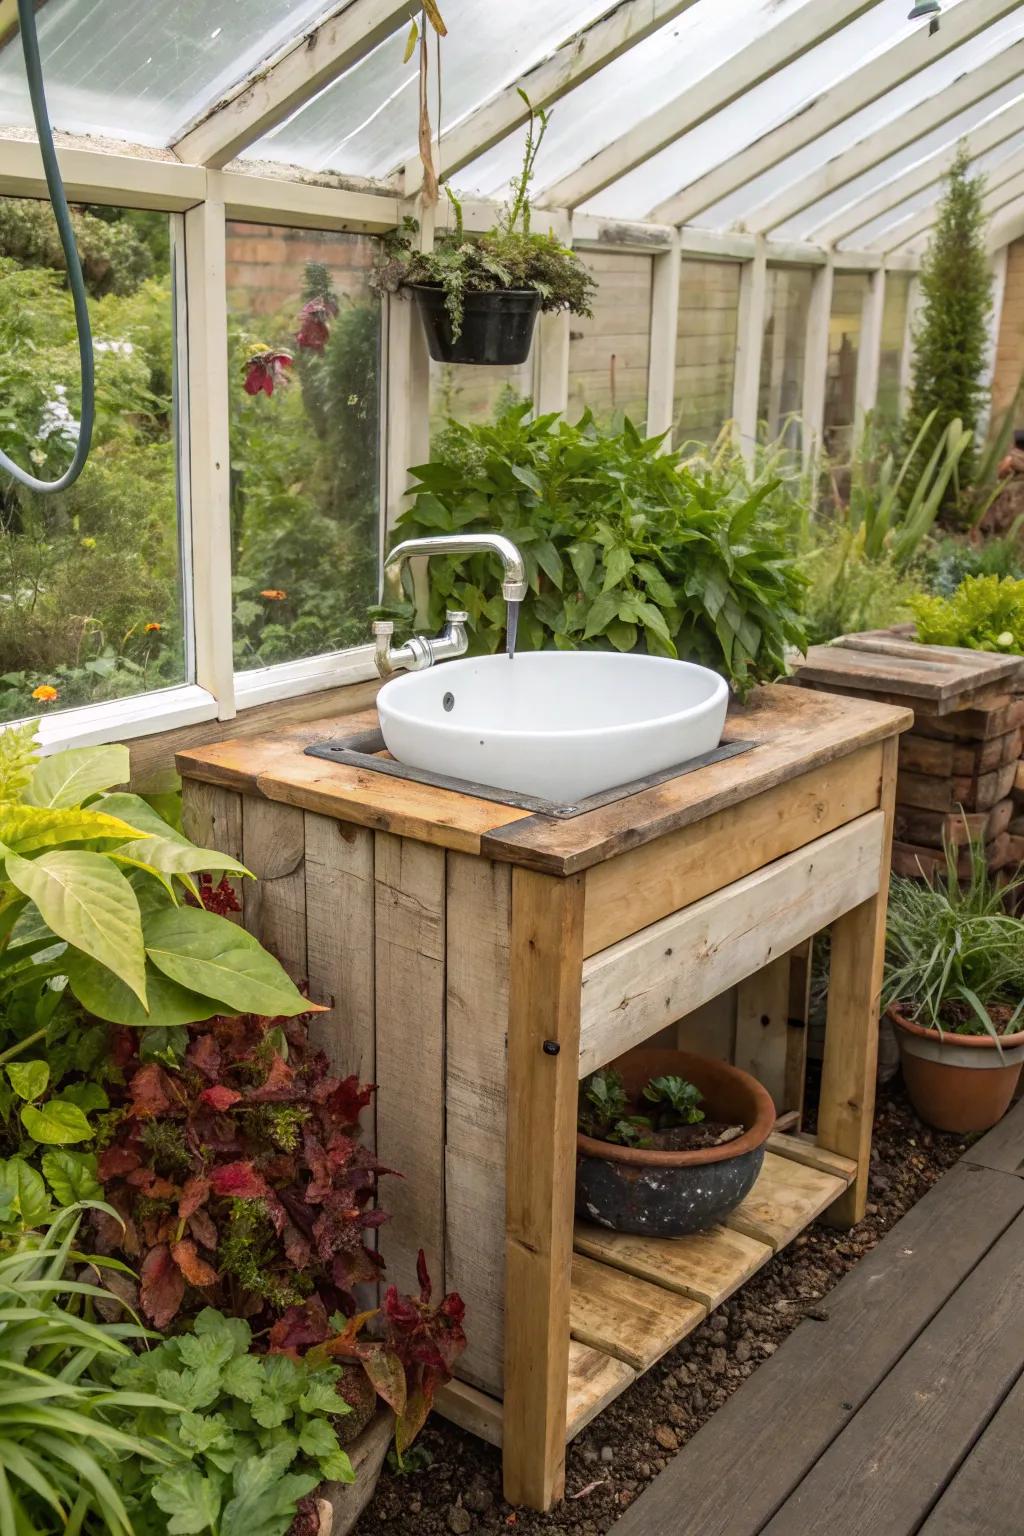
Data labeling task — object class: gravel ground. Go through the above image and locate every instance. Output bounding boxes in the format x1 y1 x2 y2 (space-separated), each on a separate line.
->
357 1080 969 1536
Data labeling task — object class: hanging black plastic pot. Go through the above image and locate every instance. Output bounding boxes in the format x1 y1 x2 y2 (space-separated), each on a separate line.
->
410 284 541 366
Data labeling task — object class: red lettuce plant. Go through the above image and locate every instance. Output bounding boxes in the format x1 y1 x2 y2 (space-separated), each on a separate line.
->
94 1009 387 1330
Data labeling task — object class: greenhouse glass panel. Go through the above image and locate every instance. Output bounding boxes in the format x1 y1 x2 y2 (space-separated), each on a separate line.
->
456 0 814 200
758 267 813 454
0 0 335 146
876 272 912 427
567 252 652 431
429 350 534 443
0 200 183 723
789 85 1024 241
579 0 924 222
242 0 612 177
824 273 867 461
673 258 740 448
680 11 1024 233
226 224 381 673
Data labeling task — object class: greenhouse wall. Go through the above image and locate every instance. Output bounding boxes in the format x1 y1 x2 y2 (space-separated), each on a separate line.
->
993 238 1024 430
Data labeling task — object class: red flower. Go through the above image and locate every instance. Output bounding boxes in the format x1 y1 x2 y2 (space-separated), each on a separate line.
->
295 295 338 353
243 347 292 396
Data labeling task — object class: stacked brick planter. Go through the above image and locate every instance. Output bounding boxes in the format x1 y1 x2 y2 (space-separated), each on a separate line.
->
790 631 1024 882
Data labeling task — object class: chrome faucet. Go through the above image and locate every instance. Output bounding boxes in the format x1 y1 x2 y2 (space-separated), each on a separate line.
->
372 533 527 678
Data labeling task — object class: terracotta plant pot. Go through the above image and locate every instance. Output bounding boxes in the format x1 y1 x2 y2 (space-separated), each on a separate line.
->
575 1048 776 1238
890 1003 1024 1134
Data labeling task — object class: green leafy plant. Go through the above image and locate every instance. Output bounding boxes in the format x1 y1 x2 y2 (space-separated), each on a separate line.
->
578 1067 705 1148
842 410 973 572
902 147 993 514
883 838 1024 1040
911 573 1024 653
0 1204 173 1534
113 1307 354 1536
0 723 313 1047
387 404 806 695
370 96 595 341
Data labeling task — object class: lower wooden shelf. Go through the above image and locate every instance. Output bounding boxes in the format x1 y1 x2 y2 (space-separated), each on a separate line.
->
436 1134 855 1448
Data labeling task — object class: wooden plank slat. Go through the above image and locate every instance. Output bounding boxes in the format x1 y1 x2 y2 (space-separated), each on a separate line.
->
303 815 375 1098
793 643 1021 702
578 813 885 1077
918 1369 1024 1536
435 1341 638 1450
574 1221 772 1311
608 1162 1024 1536
818 735 898 1226
766 1133 858 1182
763 1208 1024 1536
735 956 793 1113
241 798 307 978
565 1341 636 1441
503 869 586 1509
723 1152 847 1252
570 1253 706 1370
180 780 244 924
582 745 883 955
373 833 446 1300
444 853 511 1395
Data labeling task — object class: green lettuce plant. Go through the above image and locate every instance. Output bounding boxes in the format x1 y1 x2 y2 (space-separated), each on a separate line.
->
911 573 1024 653
388 404 806 695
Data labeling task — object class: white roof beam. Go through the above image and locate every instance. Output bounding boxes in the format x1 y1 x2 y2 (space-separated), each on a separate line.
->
648 0 1023 227
879 149 1024 255
173 0 417 170
536 0 879 211
811 95 1024 246
402 0 703 196
747 37 1024 235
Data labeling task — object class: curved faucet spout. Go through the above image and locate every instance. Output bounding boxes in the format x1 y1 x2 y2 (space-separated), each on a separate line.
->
383 533 528 606
374 531 526 678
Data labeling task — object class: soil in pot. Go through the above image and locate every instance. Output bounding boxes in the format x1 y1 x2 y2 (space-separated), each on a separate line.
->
890 1002 1024 1134
411 285 540 365
576 1048 775 1239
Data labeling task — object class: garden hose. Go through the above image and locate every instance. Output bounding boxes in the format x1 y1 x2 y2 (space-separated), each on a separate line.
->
0 0 93 493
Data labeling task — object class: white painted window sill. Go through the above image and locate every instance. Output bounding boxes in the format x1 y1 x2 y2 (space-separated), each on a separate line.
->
31 684 219 753
233 645 378 709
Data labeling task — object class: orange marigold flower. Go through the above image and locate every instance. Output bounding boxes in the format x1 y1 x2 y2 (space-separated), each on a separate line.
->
31 684 58 702
144 622 162 633
260 589 287 601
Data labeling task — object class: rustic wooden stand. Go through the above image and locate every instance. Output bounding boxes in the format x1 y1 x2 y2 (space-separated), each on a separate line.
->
178 684 908 1511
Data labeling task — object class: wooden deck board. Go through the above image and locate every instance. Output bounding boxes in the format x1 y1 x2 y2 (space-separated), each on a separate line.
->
608 1157 1024 1536
918 1368 1024 1536
763 1206 1024 1535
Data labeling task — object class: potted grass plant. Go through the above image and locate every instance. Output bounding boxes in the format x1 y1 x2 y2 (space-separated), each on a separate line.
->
884 838 1024 1133
371 96 594 366
576 1049 775 1237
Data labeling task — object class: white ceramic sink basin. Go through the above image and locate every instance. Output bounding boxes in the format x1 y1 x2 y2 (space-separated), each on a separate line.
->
376 652 729 805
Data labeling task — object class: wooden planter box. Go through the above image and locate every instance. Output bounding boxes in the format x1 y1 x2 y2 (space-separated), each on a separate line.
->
178 684 907 1511
791 631 1024 880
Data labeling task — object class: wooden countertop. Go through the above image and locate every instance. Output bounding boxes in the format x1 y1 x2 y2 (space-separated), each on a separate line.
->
176 683 911 875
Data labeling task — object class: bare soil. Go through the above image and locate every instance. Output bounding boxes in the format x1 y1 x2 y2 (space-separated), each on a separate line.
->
356 1079 969 1536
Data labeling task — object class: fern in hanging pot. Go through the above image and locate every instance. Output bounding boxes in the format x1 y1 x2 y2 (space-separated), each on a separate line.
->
371 95 595 366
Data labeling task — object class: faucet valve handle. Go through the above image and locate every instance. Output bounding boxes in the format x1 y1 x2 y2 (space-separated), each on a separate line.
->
372 619 394 637
445 610 469 624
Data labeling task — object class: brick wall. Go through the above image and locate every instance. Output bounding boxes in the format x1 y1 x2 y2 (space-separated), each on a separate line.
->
993 238 1024 428
225 223 377 321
